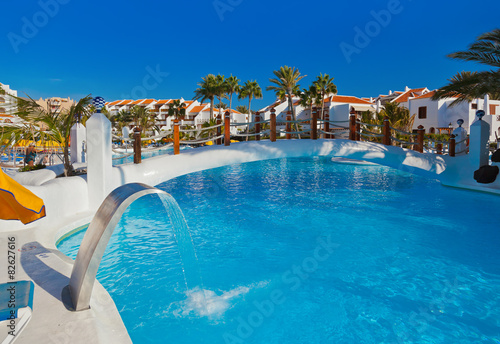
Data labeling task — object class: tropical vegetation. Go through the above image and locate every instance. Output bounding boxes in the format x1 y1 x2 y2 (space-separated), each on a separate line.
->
313 74 337 120
225 75 240 114
267 66 305 134
239 80 262 140
433 28 500 104
167 99 187 120
2 95 93 176
194 74 218 119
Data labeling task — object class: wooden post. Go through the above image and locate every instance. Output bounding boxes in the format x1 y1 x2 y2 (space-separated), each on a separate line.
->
173 120 180 155
355 118 361 141
323 106 329 137
436 142 443 155
449 135 456 157
216 114 222 145
383 116 391 145
324 111 330 139
414 125 425 153
270 108 276 142
286 112 292 140
311 107 318 140
349 114 356 141
133 127 142 164
255 111 261 141
224 111 230 146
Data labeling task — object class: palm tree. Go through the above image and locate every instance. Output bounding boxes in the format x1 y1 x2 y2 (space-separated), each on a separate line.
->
236 105 248 114
111 110 132 132
131 106 147 127
214 74 227 116
5 95 93 176
225 75 240 113
200 118 218 139
60 97 92 174
167 99 187 120
4 96 42 145
433 29 500 104
267 66 306 134
313 73 337 120
194 74 218 120
239 80 263 140
380 102 415 132
215 103 227 110
299 86 316 120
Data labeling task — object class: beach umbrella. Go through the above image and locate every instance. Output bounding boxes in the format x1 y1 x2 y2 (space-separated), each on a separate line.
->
0 169 46 224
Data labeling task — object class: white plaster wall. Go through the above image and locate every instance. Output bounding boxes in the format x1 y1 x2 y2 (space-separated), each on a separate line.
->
331 104 350 122
440 100 470 129
409 98 439 131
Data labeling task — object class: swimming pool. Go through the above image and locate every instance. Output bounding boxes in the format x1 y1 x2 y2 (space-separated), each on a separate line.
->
57 157 500 343
112 145 192 165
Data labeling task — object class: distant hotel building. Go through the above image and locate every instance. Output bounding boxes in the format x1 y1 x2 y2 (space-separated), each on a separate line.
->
0 82 21 125
105 98 245 133
35 97 75 115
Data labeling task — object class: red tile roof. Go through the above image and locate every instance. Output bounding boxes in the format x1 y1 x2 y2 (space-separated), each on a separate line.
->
327 95 373 105
130 99 145 105
181 100 195 109
393 88 428 103
412 91 436 100
200 108 241 114
156 99 172 105
190 105 206 113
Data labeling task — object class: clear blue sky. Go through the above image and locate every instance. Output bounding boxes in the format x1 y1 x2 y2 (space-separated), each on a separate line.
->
1 0 499 110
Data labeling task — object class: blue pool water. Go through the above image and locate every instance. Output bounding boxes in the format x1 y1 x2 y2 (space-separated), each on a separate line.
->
112 145 192 165
58 157 500 343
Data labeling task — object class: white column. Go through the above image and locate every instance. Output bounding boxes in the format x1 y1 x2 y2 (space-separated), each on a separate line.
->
86 113 112 210
484 94 490 116
70 123 86 163
452 126 468 155
469 114 490 168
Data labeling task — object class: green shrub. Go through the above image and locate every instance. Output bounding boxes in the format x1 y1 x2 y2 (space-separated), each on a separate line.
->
19 164 46 172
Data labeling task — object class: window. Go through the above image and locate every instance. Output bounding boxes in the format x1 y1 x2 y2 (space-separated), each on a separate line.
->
490 104 496 115
471 103 478 110
429 127 435 134
418 107 427 119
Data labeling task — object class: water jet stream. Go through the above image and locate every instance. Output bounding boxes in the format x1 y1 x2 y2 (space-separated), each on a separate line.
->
67 183 205 311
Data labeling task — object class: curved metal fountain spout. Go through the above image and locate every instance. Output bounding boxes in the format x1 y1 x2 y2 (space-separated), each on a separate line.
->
68 183 172 311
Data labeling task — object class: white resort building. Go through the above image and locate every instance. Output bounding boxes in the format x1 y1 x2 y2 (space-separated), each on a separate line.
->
105 98 246 134
258 86 500 140
0 82 21 126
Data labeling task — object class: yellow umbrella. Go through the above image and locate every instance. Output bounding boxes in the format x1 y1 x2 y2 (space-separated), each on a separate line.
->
0 169 46 224
36 140 61 148
15 140 34 147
